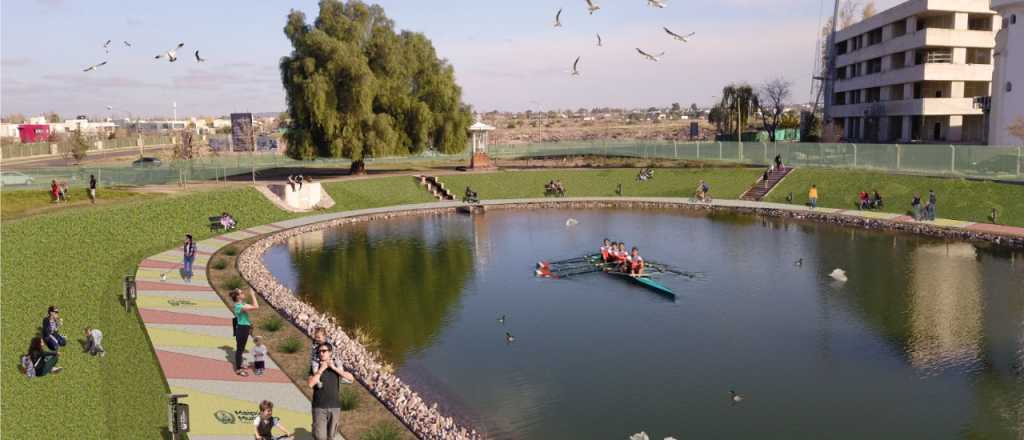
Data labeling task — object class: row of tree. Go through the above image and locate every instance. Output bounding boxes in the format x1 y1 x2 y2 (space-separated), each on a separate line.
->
707 78 798 142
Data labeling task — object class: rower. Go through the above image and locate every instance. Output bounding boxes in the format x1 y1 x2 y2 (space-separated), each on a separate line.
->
628 247 644 276
600 239 612 262
615 243 630 271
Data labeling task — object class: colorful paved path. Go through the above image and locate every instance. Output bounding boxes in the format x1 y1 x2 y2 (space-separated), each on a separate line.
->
136 198 1023 437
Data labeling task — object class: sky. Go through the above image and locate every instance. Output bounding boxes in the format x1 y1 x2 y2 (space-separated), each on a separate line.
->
1 0 903 118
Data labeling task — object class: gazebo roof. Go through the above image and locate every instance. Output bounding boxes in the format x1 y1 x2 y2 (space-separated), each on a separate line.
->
469 121 495 131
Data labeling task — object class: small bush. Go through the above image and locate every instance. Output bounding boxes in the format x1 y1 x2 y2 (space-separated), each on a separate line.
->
222 246 238 256
361 422 401 440
340 387 360 411
222 277 245 290
278 336 302 354
211 259 227 270
259 316 283 332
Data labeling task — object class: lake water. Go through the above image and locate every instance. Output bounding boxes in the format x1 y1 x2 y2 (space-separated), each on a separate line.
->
263 208 1024 439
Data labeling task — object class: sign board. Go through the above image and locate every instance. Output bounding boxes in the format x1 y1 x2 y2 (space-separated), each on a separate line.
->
230 113 254 152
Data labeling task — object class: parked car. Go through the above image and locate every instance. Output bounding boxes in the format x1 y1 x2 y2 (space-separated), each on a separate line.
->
132 157 162 168
0 171 35 186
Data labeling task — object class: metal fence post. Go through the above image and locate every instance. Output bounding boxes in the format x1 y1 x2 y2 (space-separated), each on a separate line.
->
718 142 723 160
674 140 678 159
852 144 858 167
818 143 824 166
696 142 700 160
763 143 768 164
896 144 902 170
949 145 956 173
1018 145 1022 176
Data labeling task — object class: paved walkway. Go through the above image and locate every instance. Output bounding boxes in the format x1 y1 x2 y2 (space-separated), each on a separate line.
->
135 197 1023 438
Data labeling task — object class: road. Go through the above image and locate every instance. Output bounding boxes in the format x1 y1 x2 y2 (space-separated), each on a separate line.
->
2 144 173 169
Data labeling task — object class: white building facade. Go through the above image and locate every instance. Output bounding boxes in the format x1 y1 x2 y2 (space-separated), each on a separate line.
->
989 0 1024 145
831 0 999 143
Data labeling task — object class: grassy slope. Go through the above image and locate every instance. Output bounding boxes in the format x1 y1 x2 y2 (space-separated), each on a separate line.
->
440 168 762 200
765 169 1024 227
0 176 432 440
1 187 155 220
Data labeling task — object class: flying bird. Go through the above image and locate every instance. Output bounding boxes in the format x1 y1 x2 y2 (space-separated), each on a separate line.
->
155 43 185 62
123 40 132 47
596 33 603 47
106 105 113 110
648 0 668 8
195 50 205 62
636 48 665 62
730 390 744 404
103 39 112 52
553 8 563 27
585 0 601 14
82 61 108 72
664 28 695 42
570 56 581 76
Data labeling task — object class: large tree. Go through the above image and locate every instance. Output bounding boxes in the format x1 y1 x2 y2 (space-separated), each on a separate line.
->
279 1 472 171
757 77 793 143
720 83 758 136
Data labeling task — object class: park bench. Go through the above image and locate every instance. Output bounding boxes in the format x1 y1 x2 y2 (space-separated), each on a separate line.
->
209 216 237 232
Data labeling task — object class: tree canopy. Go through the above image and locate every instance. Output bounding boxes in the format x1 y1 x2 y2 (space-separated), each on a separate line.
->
280 0 472 162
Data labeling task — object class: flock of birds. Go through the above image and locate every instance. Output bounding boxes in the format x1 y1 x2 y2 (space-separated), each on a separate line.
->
82 39 206 73
557 0 695 76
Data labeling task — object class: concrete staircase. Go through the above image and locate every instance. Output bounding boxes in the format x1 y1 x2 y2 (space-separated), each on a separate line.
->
417 175 455 201
740 167 794 201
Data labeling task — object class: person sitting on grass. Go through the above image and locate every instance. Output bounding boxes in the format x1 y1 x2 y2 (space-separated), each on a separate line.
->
42 306 66 352
27 336 62 377
464 186 479 203
858 191 870 210
872 190 884 209
85 327 105 357
253 400 292 440
50 180 61 203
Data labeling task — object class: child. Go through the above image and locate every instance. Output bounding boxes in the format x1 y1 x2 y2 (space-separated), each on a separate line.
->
309 327 332 375
252 335 267 376
253 400 291 440
85 327 105 357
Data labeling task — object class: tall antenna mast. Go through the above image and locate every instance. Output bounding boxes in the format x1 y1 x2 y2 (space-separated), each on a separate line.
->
822 0 841 125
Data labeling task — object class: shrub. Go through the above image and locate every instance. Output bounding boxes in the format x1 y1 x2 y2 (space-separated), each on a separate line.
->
339 387 360 411
259 316 283 332
222 276 245 290
278 336 302 354
222 246 238 256
211 259 227 270
361 422 401 440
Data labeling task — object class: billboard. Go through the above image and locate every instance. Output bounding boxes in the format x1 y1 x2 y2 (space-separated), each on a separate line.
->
230 113 254 152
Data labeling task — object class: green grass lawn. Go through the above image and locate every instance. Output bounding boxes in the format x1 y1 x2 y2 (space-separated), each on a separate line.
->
1 186 156 220
765 169 1024 227
440 168 762 200
322 176 435 211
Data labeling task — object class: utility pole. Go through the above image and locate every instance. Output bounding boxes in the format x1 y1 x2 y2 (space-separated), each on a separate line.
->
822 0 841 126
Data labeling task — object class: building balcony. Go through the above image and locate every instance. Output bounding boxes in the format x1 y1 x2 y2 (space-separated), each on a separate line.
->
836 28 995 66
835 63 993 92
831 97 984 118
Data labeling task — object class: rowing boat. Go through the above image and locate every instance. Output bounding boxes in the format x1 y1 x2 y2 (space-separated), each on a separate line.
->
584 255 676 299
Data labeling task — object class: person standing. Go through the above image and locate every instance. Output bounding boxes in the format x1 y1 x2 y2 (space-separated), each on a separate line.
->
808 185 818 208
42 306 66 351
307 344 354 440
927 189 937 221
88 174 97 204
231 289 258 376
182 234 197 282
774 154 783 171
911 194 922 220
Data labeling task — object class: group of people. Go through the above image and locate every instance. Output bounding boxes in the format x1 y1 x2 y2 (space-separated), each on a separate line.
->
286 174 311 192
911 190 938 221
857 190 884 210
636 168 654 181
49 180 71 202
21 306 104 379
237 224 481 440
544 180 566 197
463 186 479 204
599 239 645 276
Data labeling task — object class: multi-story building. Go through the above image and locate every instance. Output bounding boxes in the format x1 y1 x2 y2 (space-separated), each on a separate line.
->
989 0 1024 145
830 0 999 143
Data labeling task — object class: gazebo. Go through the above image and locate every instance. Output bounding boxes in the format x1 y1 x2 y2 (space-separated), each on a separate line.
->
468 117 496 169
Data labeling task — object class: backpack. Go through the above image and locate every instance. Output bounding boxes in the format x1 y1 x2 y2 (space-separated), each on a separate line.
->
21 355 35 378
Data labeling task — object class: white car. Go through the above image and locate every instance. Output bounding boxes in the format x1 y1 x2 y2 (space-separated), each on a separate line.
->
0 171 34 186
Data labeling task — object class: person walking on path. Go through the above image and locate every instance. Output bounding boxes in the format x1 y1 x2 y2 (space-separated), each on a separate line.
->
182 234 197 282
42 306 66 351
231 289 258 376
88 174 97 204
808 185 818 208
927 189 937 221
308 344 354 440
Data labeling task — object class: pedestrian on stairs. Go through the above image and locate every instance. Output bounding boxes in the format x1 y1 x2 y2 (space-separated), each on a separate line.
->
763 169 770 190
774 154 783 171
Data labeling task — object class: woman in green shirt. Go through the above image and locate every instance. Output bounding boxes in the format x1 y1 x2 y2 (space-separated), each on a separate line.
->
230 289 259 376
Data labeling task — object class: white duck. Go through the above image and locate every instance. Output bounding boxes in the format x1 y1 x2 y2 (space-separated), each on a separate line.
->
829 268 848 282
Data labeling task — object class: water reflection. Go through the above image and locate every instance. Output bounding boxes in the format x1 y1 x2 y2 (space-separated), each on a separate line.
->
288 217 474 364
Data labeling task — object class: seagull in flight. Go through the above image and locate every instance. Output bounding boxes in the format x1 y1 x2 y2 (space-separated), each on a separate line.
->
155 43 185 62
106 105 113 110
195 50 205 63
82 61 108 72
596 33 603 47
648 0 668 8
636 48 665 62
103 40 112 53
553 8 563 27
585 0 601 14
570 56 581 76
664 28 696 42
123 40 132 47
